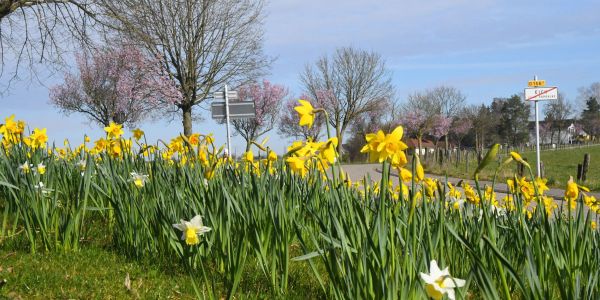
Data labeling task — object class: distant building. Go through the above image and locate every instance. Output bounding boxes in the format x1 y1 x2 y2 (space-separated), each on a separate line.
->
405 138 435 155
528 119 589 145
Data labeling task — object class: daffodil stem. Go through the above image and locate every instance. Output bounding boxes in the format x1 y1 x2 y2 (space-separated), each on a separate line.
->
408 155 417 225
319 109 340 185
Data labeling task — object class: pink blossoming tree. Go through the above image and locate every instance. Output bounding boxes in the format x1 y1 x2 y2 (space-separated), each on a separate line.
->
451 117 473 150
430 114 452 147
50 44 181 127
401 109 431 156
231 80 287 151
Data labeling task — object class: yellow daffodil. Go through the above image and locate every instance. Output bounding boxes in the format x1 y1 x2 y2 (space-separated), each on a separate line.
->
320 137 338 164
424 178 437 198
104 122 124 139
564 176 578 210
132 128 145 141
294 99 316 128
399 167 412 182
463 182 480 205
361 126 408 164
535 177 549 195
29 128 48 149
37 163 46 175
286 156 308 177
510 151 530 168
243 151 254 163
415 156 425 182
268 150 278 162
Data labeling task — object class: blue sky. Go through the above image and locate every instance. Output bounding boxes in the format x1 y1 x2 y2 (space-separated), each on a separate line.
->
2 0 600 155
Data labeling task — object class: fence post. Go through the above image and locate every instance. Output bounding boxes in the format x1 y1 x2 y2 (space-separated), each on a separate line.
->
582 153 590 182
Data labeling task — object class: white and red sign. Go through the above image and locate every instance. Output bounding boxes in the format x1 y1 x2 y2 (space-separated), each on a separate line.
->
525 87 558 101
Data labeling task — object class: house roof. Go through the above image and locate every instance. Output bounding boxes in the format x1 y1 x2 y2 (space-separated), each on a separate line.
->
405 138 435 149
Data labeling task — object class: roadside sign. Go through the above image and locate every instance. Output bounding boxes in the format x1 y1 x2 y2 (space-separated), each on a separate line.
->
213 91 239 100
525 87 558 101
211 101 256 119
528 80 546 87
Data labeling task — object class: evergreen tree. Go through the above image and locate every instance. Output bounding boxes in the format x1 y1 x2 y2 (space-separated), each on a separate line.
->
580 97 600 139
493 95 530 146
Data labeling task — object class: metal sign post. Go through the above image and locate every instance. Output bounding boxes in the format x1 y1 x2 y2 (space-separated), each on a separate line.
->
224 85 232 155
212 86 256 156
524 76 558 178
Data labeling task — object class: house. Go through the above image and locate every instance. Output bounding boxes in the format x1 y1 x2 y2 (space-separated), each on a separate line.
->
405 138 435 155
528 120 588 145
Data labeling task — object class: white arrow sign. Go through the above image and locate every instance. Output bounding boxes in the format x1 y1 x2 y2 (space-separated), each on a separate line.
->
525 87 558 101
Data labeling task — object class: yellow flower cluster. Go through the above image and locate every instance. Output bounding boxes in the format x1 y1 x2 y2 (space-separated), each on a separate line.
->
285 137 338 177
360 126 408 168
1 115 47 150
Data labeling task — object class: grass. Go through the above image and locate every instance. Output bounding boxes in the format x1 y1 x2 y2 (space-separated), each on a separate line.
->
424 144 600 190
0 237 324 299
0 246 196 299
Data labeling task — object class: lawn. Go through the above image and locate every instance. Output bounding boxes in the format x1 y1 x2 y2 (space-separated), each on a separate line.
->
424 144 600 190
0 245 323 299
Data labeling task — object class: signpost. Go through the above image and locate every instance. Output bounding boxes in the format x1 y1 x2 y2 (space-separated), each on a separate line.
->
211 85 256 155
524 76 558 177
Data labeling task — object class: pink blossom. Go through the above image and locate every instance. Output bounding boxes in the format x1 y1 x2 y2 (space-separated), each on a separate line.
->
430 114 452 140
50 44 182 126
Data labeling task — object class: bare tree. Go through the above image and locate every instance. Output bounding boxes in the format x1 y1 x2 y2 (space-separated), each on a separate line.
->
96 0 270 136
405 86 466 117
543 93 572 145
577 82 600 106
404 86 466 150
301 46 393 153
0 0 96 91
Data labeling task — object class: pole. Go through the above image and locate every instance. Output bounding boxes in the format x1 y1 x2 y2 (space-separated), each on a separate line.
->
533 75 541 177
224 84 232 155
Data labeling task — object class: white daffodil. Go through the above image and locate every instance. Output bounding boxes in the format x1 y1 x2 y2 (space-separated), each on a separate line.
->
130 172 149 188
172 215 211 246
18 161 33 174
77 159 87 171
34 182 51 194
450 198 466 210
420 260 465 300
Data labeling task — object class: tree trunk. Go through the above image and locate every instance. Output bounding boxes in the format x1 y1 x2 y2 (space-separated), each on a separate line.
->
417 135 422 157
245 139 252 152
182 105 193 136
444 135 449 152
335 126 343 157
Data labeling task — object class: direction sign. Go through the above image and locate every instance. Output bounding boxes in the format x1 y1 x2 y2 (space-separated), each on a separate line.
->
211 101 256 119
525 87 558 101
213 91 239 100
528 80 546 87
